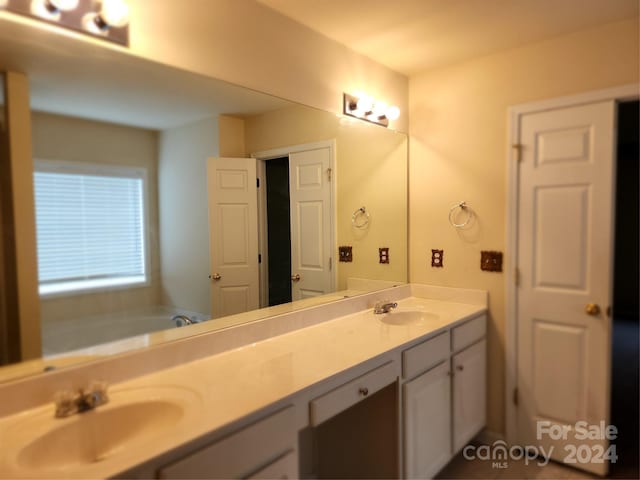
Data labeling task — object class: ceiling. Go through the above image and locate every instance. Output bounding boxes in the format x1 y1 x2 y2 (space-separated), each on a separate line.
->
257 0 639 75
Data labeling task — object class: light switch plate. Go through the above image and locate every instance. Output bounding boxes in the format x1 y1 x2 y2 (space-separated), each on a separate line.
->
481 251 503 272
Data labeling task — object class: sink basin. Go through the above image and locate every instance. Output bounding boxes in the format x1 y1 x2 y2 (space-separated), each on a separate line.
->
379 310 439 325
2 386 200 476
18 399 182 469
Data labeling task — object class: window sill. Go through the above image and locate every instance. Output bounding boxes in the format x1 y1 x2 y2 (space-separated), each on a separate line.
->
39 276 149 299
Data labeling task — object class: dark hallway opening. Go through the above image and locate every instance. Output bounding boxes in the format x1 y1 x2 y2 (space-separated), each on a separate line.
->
265 157 292 307
609 100 639 479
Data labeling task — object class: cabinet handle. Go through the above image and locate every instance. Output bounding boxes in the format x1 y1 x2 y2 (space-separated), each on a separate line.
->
359 387 369 396
456 365 464 371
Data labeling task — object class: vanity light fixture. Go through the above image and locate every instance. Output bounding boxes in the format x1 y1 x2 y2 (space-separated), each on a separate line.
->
1 0 130 46
343 93 400 127
82 0 129 35
30 0 79 21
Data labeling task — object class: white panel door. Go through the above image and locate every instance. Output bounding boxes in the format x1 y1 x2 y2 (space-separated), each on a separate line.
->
207 157 259 318
403 361 451 479
517 102 615 475
289 148 332 300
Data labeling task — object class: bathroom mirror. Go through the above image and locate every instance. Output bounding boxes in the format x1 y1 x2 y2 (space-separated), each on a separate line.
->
0 24 407 383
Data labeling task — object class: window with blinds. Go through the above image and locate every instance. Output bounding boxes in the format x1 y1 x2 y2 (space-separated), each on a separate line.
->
34 160 148 296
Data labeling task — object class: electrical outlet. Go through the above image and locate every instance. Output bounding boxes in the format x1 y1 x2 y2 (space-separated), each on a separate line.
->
338 246 353 262
431 249 444 268
379 247 389 264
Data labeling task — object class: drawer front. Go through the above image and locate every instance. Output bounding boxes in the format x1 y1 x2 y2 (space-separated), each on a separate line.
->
247 450 297 479
451 314 486 352
309 361 396 426
402 331 449 379
158 407 296 479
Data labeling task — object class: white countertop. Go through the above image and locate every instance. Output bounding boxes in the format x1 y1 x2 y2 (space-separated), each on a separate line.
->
0 285 486 479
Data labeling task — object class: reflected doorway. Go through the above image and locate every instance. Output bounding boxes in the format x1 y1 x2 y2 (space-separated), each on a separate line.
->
256 141 336 309
264 156 292 306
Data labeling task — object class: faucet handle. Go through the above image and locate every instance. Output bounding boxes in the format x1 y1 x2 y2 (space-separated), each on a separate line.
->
373 300 398 314
85 380 109 406
54 389 79 417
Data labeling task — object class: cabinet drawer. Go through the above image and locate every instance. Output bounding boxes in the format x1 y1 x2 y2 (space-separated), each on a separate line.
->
402 331 449 379
309 361 396 426
451 314 486 352
247 450 297 479
158 407 296 479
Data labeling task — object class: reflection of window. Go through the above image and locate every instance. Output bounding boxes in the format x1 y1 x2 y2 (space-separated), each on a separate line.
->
34 160 148 296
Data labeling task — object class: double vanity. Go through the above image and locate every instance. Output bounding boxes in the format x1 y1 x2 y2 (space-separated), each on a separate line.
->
0 284 487 479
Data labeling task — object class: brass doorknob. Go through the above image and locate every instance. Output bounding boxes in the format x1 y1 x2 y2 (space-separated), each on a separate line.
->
585 303 601 316
291 274 301 282
210 273 222 281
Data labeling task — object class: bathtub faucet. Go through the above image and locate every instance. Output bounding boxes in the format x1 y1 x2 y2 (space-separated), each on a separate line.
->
172 314 198 327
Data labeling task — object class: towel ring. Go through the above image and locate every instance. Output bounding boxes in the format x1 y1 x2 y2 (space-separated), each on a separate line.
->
449 201 473 228
352 206 370 229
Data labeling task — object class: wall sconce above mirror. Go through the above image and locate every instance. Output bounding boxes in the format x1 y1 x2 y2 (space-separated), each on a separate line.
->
343 92 400 128
1 0 129 45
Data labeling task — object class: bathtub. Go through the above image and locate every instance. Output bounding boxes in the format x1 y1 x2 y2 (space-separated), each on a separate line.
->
42 305 209 356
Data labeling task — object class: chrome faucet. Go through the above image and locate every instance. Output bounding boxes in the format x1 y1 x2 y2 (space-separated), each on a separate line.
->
172 314 197 327
373 300 398 314
54 381 109 418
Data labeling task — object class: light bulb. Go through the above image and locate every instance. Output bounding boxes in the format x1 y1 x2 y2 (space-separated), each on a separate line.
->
356 96 373 114
386 105 400 121
31 0 58 19
49 0 79 10
100 0 130 28
373 101 388 118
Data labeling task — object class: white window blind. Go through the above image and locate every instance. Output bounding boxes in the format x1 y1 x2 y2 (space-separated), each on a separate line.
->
34 160 148 296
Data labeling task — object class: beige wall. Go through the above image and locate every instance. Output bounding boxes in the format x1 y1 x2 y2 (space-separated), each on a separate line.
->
158 117 219 316
126 0 408 132
244 104 408 289
408 18 640 434
218 115 246 157
32 111 161 325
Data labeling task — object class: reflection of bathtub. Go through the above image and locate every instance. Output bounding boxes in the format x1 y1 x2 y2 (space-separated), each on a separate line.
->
42 306 208 356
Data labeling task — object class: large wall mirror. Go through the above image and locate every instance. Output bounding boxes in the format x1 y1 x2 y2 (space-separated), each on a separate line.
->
0 22 407 382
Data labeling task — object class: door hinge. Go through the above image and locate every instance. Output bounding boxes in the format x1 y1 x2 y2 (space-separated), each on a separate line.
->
258 254 262 264
512 144 523 162
513 387 519 406
514 267 520 287
327 168 332 182
329 257 332 271
256 178 260 188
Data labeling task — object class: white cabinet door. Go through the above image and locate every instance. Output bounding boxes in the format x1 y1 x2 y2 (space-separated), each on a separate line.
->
452 339 486 453
403 361 451 479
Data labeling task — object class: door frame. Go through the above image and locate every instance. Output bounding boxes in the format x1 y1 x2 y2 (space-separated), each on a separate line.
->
504 83 639 445
252 140 337 307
